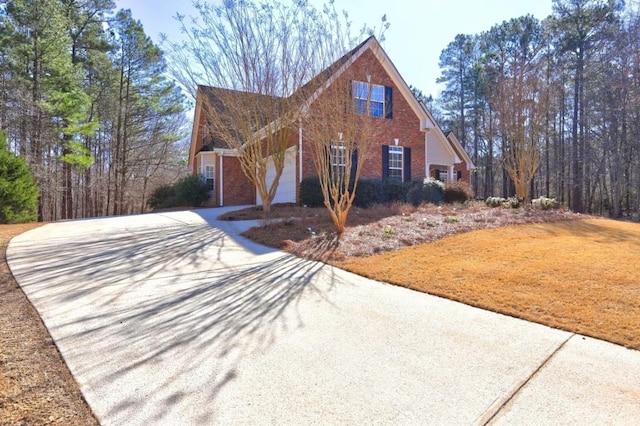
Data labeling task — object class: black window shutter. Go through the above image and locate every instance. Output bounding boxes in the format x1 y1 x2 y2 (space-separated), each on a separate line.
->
350 149 358 185
349 80 354 114
382 145 389 179
385 86 393 119
435 169 441 181
457 170 462 180
403 147 411 182
324 145 332 180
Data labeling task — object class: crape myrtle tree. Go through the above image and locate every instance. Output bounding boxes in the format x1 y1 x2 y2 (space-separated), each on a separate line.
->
303 65 380 236
485 16 548 202
164 0 387 216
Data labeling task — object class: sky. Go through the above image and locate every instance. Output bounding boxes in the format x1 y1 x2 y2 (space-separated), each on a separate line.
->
115 0 554 97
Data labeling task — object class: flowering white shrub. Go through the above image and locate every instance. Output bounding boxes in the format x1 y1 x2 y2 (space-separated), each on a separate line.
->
485 196 506 207
485 196 520 208
424 177 445 189
532 196 558 210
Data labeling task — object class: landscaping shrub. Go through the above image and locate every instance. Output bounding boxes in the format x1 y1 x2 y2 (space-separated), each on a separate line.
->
0 131 38 223
444 180 473 204
532 196 558 210
485 196 520 208
148 184 177 209
353 179 382 208
407 178 444 206
299 176 325 207
505 196 520 209
485 196 505 208
148 175 209 210
381 179 409 204
174 175 210 207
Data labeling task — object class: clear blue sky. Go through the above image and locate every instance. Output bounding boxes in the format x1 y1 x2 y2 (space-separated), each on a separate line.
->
116 0 553 97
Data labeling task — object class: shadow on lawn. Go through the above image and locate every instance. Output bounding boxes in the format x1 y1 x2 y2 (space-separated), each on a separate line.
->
8 216 342 424
533 217 640 244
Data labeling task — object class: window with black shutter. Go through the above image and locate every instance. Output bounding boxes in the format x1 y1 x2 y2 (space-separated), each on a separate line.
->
382 145 410 181
352 81 393 119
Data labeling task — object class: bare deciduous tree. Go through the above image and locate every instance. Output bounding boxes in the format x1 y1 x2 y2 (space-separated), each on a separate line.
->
303 62 380 235
164 0 385 214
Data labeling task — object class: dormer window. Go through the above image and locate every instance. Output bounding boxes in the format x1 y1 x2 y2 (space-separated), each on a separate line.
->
352 81 393 119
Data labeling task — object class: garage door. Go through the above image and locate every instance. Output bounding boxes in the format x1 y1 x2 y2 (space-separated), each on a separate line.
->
256 146 297 205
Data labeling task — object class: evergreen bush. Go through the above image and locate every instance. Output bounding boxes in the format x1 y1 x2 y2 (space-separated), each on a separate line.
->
148 175 209 210
299 177 325 207
0 131 39 224
407 178 444 206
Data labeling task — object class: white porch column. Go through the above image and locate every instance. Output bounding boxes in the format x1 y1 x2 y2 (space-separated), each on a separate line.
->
219 155 224 206
449 165 455 182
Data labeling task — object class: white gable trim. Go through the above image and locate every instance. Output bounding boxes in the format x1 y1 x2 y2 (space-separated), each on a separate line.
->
421 106 460 161
188 91 204 170
300 37 437 133
446 132 476 170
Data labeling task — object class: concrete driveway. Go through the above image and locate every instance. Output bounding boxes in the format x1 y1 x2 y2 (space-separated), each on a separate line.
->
7 208 640 425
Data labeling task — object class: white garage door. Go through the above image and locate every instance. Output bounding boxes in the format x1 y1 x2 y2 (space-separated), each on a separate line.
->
256 146 297 205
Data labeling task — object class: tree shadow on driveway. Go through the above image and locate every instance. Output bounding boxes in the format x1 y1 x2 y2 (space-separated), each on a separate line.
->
8 215 342 424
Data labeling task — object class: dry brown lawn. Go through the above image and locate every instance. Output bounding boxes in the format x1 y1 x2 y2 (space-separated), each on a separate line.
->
0 223 97 425
233 203 640 350
337 218 640 350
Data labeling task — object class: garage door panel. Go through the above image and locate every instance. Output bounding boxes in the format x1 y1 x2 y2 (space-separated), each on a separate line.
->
257 147 297 205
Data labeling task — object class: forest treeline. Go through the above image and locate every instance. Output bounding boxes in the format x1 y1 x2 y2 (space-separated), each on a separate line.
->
2 0 639 221
432 0 640 217
0 0 187 221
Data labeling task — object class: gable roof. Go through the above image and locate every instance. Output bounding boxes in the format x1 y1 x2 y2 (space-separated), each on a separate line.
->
300 36 437 133
189 36 457 168
196 86 282 149
446 132 476 170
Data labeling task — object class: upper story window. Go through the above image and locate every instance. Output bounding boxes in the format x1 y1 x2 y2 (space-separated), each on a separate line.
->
352 81 392 119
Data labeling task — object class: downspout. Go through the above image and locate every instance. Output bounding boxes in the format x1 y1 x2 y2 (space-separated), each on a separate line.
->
424 130 430 178
299 120 303 183
219 155 224 206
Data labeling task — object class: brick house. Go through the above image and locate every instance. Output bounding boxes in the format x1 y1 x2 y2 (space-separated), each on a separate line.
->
189 36 475 207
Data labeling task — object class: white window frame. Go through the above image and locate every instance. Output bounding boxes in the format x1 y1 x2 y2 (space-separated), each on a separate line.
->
352 80 385 117
388 146 403 181
330 142 346 177
369 84 384 118
204 165 215 190
438 170 449 183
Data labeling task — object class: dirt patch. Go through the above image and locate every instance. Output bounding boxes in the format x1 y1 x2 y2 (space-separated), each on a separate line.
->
0 223 98 425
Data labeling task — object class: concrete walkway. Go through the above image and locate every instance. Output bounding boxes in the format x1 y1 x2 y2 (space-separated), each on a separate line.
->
7 208 640 425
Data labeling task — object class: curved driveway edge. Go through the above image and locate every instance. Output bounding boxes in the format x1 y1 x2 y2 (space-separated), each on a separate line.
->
7 208 640 425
